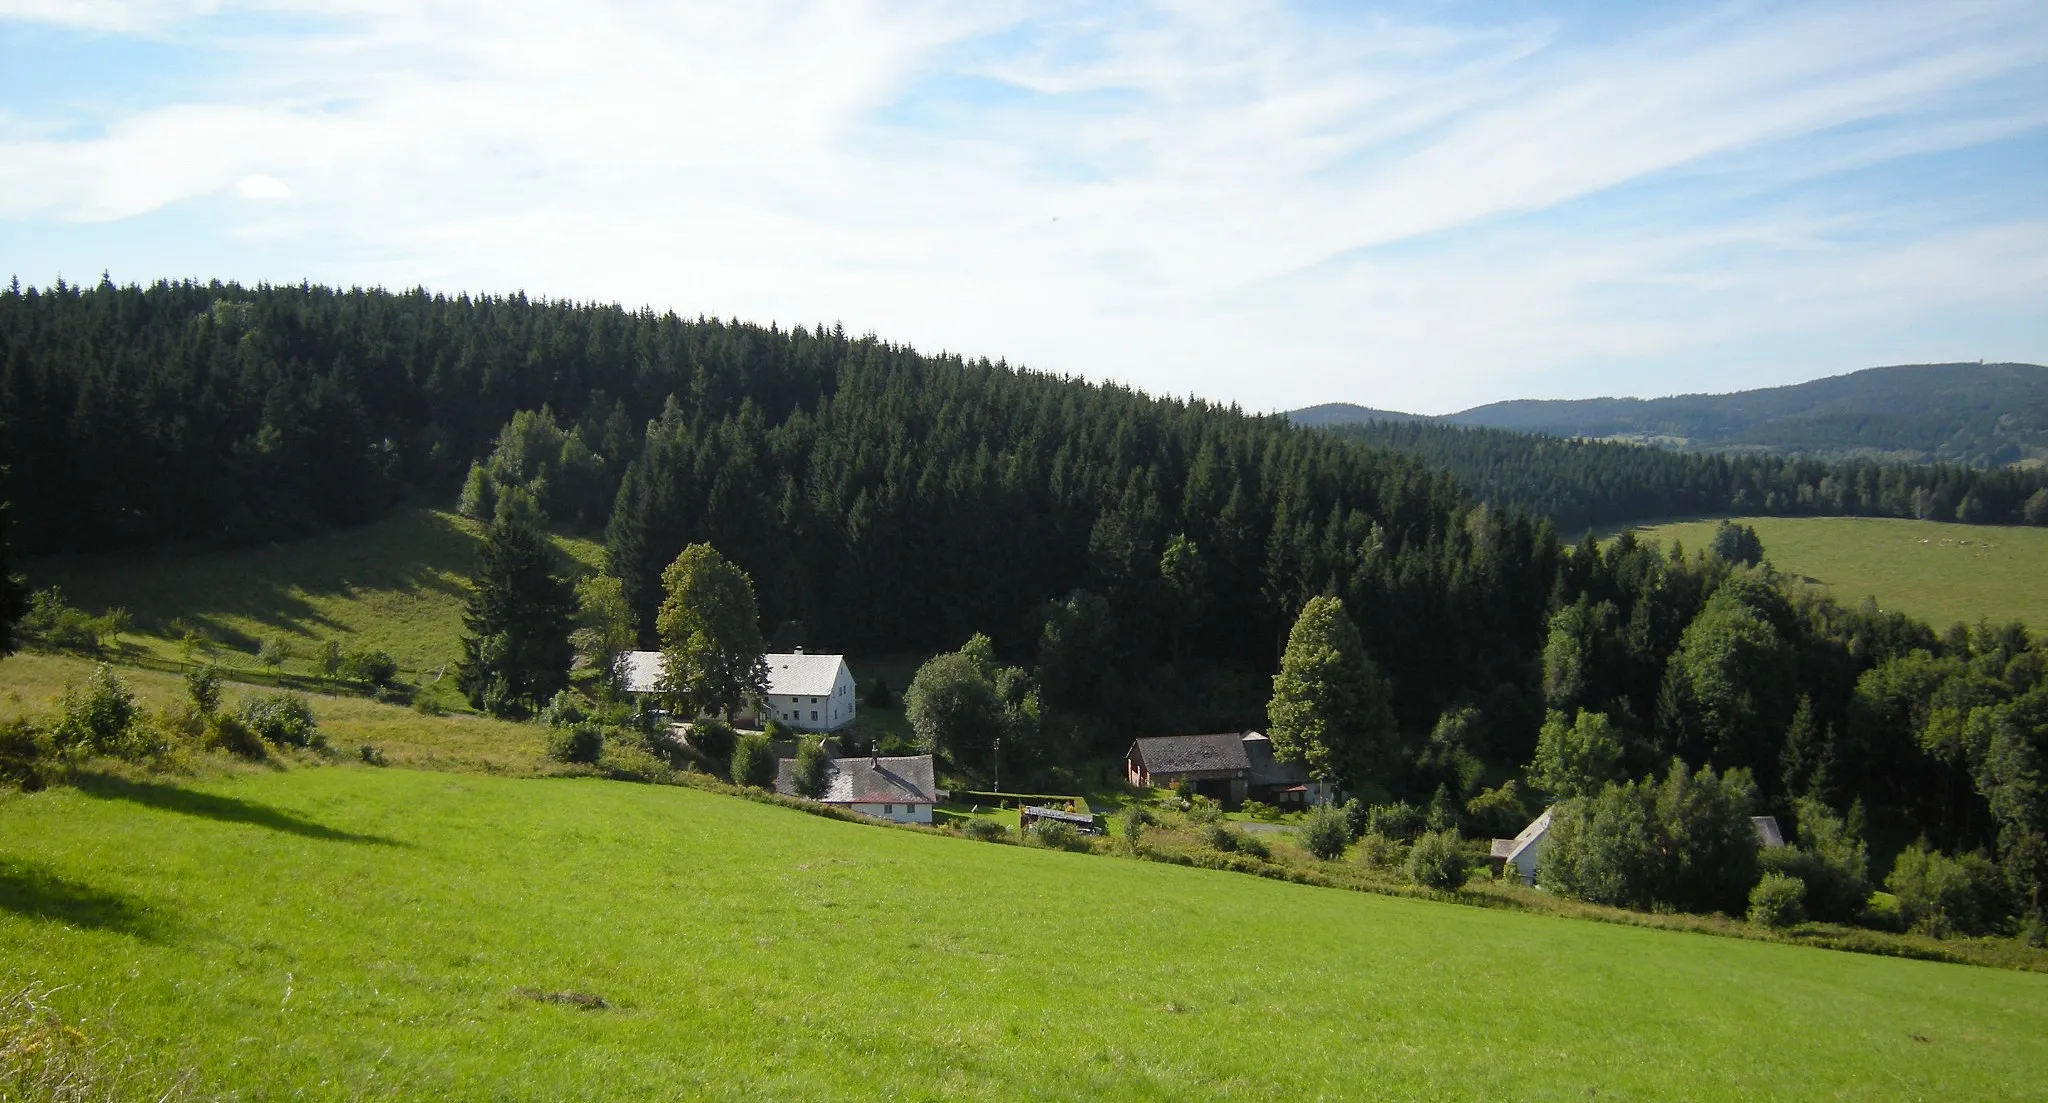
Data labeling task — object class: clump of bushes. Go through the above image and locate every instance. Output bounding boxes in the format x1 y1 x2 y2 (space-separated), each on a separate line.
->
358 743 389 767
1299 801 1351 861
1747 872 1806 928
1757 798 1871 924
688 718 737 764
1366 801 1425 843
1202 822 1269 860
238 692 321 749
1885 842 2016 937
1406 828 1470 891
1242 800 1282 822
339 647 400 688
1183 795 1223 826
1355 832 1406 871
545 722 604 765
731 733 776 788
1030 819 1081 851
962 818 1007 842
597 744 670 783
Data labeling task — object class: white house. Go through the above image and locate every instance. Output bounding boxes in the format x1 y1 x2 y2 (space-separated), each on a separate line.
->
775 753 936 824
1499 807 1554 886
617 648 858 733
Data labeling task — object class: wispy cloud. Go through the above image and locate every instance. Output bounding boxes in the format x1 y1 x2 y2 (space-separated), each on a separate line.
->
1 0 2043 411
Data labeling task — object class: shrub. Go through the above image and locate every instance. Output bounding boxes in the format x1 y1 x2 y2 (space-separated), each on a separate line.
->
203 713 266 760
1356 832 1406 870
538 690 587 730
1886 843 2016 937
1236 831 1270 861
1340 798 1368 840
1184 796 1223 825
0 717 52 790
52 664 141 756
962 818 1007 842
411 691 446 716
1242 800 1280 821
792 738 832 799
358 743 389 767
1202 821 1240 852
1406 829 1470 891
731 733 776 788
256 635 292 670
598 744 671 783
238 692 320 748
1748 872 1806 928
1299 801 1351 861
1122 806 1155 843
21 588 103 654
546 722 604 764
689 718 737 763
340 648 400 687
1366 801 1425 842
1031 819 1079 850
183 665 223 716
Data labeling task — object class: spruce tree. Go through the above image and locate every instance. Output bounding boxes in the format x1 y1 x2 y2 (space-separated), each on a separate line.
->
458 518 576 715
0 491 25 657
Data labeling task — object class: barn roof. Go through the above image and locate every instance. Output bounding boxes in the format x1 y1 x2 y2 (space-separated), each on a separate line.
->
776 754 936 805
1129 733 1251 774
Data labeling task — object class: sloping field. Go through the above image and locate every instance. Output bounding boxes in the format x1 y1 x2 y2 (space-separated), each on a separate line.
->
3 767 2043 1101
1621 516 2048 631
19 508 604 677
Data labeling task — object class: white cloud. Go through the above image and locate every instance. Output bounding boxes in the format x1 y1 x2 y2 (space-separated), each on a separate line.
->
1 0 2043 411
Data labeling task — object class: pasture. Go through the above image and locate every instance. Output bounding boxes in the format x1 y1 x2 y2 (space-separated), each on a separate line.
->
3 766 2045 1101
1619 515 2048 631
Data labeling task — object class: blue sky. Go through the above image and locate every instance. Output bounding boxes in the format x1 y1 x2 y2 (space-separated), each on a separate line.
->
1 1 2044 414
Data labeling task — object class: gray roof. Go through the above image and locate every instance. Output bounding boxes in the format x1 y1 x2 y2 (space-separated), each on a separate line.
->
764 652 849 697
775 754 936 805
1241 733 1310 787
1129 733 1251 774
619 650 663 695
1752 816 1786 848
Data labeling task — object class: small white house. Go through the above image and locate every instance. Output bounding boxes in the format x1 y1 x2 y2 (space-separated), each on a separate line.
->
617 648 858 733
1501 807 1554 886
775 753 936 824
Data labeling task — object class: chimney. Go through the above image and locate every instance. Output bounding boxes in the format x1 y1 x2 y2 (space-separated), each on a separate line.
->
870 744 879 768
793 645 803 654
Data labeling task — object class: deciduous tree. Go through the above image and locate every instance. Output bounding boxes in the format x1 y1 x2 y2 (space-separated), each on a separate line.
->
655 544 767 720
1267 596 1397 789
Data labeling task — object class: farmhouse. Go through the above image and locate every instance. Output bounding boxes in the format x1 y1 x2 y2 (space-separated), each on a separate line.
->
1125 731 1332 808
775 752 937 824
617 648 859 733
1493 808 1788 886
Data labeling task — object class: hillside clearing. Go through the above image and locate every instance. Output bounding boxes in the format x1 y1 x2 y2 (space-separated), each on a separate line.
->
4 767 2046 1101
1616 515 2048 630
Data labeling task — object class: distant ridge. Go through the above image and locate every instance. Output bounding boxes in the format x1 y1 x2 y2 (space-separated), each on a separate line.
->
1293 362 2048 466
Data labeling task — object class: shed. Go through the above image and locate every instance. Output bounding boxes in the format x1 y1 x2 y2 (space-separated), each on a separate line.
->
1021 805 1101 835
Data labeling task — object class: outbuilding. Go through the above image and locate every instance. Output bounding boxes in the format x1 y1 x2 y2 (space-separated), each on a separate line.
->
775 752 937 824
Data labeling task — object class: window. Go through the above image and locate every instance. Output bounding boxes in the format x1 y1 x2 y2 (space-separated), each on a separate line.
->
883 804 894 814
810 710 818 722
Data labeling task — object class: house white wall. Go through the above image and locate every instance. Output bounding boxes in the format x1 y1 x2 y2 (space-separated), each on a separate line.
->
848 801 931 824
763 661 858 731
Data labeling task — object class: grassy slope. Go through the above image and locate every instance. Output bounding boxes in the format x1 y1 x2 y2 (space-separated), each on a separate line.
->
0 652 543 775
19 507 605 678
3 768 2045 1101
1620 516 2048 630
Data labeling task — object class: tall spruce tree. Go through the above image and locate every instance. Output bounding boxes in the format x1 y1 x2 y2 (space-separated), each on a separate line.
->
1266 596 1397 790
655 543 768 720
0 491 24 657
458 518 576 714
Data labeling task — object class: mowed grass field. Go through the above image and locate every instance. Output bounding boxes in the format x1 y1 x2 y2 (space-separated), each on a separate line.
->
19 507 605 678
1620 515 2048 630
4 767 2046 1101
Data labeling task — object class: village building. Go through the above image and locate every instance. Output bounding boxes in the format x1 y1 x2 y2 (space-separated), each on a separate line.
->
775 752 937 824
1491 809 1788 886
1020 804 1101 835
1124 731 1333 808
618 648 858 733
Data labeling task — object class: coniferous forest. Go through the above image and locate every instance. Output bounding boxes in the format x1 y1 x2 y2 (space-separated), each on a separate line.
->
2 278 2044 927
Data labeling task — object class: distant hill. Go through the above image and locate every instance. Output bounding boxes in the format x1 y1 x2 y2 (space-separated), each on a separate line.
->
1286 402 1429 427
1295 362 2048 466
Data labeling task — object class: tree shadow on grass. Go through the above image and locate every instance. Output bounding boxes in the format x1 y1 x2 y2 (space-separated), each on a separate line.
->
0 858 174 941
72 773 406 847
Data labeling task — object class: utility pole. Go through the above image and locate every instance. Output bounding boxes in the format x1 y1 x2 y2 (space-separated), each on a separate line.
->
993 736 1001 793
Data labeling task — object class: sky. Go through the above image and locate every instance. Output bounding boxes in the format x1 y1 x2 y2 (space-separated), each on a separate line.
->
1 1 2045 414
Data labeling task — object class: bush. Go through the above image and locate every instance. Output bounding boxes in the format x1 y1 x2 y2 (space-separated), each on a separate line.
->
1236 830 1270 861
0 717 52 790
546 722 604 764
203 713 266 759
358 743 389 767
1184 796 1223 826
731 733 776 788
793 738 832 799
1299 801 1351 861
1886 843 2016 937
1406 828 1470 891
1748 872 1806 928
537 690 588 729
239 692 320 748
1340 798 1368 840
1031 819 1080 850
52 664 142 757
598 743 671 783
21 588 104 654
183 665 223 716
1541 762 1760 915
689 718 737 763
1202 821 1240 852
962 818 1007 842
339 648 400 687
257 635 292 669
1356 832 1406 870
1765 797 1871 925
1122 806 1155 843
1242 800 1281 821
1366 801 1425 842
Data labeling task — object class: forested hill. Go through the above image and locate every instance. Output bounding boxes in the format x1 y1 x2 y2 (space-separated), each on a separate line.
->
1286 403 1429 427
1296 362 2048 465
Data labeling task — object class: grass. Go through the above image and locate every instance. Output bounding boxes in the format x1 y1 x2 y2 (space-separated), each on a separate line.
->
2 766 2045 1101
1616 515 2048 630
19 507 606 679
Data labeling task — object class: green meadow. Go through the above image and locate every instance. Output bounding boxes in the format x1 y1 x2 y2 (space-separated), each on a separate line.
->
3 764 2046 1101
1619 515 2048 631
19 507 605 679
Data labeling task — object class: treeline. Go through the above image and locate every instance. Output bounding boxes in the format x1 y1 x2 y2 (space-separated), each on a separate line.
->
1323 420 2048 534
